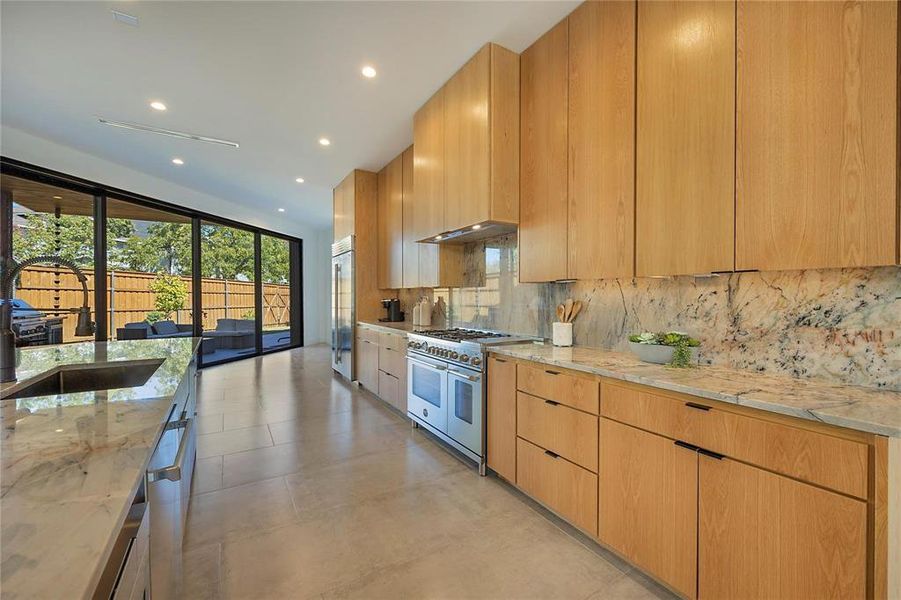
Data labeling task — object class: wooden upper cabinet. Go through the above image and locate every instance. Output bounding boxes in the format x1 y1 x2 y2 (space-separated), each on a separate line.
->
414 89 446 241
520 19 569 283
401 146 420 289
377 154 404 289
736 0 898 271
698 455 867 600
332 172 355 242
568 0 635 280
636 0 735 276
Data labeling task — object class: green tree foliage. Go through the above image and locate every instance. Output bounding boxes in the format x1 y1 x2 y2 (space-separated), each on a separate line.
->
148 273 189 321
14 214 290 284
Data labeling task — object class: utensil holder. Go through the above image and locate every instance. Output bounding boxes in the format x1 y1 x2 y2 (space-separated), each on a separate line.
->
552 322 573 347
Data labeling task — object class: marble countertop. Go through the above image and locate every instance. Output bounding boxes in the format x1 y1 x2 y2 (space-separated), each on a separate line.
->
0 337 200 600
491 343 901 438
357 320 441 335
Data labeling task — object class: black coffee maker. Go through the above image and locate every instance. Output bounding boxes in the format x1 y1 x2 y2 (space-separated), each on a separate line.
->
379 298 404 322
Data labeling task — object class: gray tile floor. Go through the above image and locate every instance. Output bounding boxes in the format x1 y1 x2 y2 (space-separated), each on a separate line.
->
184 345 673 599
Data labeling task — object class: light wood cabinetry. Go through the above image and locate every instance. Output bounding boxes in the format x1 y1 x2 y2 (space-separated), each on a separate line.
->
517 391 597 472
332 174 354 243
517 362 598 414
698 454 867 600
520 19 569 282
599 417 698 598
414 43 519 240
333 170 380 321
567 0 635 280
517 437 597 535
735 0 898 271
487 356 516 482
356 335 379 392
636 0 735 276
377 154 404 289
520 2 635 282
401 147 419 289
357 326 407 413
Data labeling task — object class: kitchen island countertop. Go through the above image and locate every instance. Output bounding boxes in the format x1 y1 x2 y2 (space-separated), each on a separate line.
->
0 337 199 600
491 342 901 438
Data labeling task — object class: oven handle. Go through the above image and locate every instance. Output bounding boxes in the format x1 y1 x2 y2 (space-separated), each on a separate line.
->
448 369 480 382
408 355 447 371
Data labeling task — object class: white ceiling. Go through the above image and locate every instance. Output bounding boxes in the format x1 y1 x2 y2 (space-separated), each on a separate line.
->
1 1 578 230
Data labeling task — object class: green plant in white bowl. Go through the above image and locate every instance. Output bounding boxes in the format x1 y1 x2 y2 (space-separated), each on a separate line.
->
628 331 700 368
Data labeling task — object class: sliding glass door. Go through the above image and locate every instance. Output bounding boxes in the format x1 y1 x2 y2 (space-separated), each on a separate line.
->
261 234 292 352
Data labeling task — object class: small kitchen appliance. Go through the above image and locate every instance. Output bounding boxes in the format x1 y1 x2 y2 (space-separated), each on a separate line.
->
406 328 537 475
379 298 404 323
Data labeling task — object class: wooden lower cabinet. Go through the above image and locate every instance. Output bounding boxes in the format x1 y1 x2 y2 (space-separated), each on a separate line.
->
698 454 867 600
356 338 379 392
378 370 402 413
517 437 597 535
487 356 517 482
599 418 698 598
517 391 598 472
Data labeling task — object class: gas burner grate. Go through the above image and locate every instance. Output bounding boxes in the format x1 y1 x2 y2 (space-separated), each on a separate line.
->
415 328 511 342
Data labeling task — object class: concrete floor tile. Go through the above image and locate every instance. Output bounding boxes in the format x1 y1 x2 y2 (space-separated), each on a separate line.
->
197 424 274 459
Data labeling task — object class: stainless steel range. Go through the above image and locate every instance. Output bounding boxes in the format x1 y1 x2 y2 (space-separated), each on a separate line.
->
406 328 535 475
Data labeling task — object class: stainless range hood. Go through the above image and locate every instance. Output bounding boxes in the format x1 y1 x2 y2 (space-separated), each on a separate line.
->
418 221 518 244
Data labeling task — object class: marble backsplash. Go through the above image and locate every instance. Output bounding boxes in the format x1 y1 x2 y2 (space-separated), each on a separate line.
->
397 234 901 390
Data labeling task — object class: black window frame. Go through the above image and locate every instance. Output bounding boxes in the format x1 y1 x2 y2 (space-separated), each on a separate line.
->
1 156 305 368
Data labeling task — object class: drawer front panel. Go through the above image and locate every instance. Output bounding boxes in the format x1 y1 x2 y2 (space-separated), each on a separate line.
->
379 346 406 378
378 370 400 408
517 362 599 414
357 326 379 344
517 391 598 472
378 332 407 354
517 437 598 535
601 382 868 499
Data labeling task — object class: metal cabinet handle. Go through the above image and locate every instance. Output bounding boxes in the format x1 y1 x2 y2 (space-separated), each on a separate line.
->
685 402 711 412
545 370 560 376
674 440 699 452
494 358 507 363
148 418 194 483
448 369 480 382
545 400 560 406
698 447 725 460
544 449 560 459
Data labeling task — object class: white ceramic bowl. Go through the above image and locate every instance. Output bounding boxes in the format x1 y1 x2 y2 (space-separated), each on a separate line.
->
628 341 699 365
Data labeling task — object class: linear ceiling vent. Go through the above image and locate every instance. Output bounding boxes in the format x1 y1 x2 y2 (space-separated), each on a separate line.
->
111 10 139 27
97 118 240 148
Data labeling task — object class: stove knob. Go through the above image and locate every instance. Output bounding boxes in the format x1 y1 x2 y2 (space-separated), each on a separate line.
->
441 349 449 357
407 341 415 348
459 354 469 362
414 342 423 349
449 352 459 360
471 356 482 366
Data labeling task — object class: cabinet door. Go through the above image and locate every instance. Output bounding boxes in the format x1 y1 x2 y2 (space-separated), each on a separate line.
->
636 0 734 276
736 1 897 271
356 338 379 392
377 154 404 289
333 172 355 242
413 89 446 241
444 45 490 232
487 356 516 482
599 418 697 599
568 0 635 280
520 19 569 283
401 146 419 288
699 454 867 600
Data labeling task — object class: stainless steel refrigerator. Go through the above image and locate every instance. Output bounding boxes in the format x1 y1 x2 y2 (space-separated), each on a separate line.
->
331 235 354 380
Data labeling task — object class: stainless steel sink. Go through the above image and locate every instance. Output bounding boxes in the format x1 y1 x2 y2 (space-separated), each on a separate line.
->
0 358 165 400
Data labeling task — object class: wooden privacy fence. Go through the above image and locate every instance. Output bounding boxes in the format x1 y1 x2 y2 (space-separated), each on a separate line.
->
16 266 291 343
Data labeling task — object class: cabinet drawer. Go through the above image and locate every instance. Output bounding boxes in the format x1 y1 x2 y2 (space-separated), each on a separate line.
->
517 437 598 535
378 370 399 407
517 362 599 414
357 326 379 344
517 392 598 472
379 345 406 378
378 332 406 354
601 382 869 499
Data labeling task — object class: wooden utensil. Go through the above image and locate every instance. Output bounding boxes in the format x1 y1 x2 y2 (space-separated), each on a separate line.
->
569 301 583 322
556 304 565 322
563 298 574 323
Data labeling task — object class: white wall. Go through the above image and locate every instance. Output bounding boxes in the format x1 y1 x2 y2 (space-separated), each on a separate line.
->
2 125 331 344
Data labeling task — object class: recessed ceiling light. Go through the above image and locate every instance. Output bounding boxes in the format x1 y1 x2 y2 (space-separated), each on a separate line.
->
295 177 305 183
150 101 167 111
172 158 184 165
472 224 482 230
52 195 62 200
361 65 377 79
55 428 64 433
278 208 286 213
434 235 443 241
319 137 331 146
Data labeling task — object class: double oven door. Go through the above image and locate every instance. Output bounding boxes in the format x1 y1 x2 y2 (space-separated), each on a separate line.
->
407 352 483 456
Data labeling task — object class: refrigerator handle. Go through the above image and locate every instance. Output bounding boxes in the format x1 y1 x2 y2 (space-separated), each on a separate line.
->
334 262 341 364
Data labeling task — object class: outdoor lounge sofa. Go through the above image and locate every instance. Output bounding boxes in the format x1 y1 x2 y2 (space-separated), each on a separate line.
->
116 320 193 340
203 318 255 349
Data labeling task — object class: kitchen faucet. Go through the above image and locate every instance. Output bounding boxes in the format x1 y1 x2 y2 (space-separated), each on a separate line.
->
0 255 95 383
